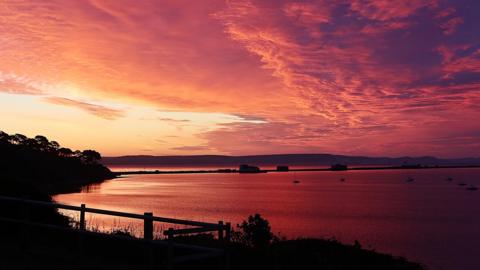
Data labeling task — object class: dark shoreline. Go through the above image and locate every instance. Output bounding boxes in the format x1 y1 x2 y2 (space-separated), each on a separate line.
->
112 164 480 176
49 174 117 195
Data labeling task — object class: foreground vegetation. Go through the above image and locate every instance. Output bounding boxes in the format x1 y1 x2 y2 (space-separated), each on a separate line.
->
0 209 425 270
174 214 425 270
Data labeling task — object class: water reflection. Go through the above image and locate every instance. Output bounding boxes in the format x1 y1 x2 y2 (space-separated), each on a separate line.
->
80 183 102 193
55 168 480 270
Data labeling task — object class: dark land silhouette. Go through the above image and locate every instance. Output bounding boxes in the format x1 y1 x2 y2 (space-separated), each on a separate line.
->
0 130 115 195
105 154 480 176
172 214 424 270
0 207 425 270
103 153 480 167
0 130 425 269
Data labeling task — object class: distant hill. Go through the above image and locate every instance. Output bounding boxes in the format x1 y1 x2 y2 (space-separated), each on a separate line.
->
102 154 480 167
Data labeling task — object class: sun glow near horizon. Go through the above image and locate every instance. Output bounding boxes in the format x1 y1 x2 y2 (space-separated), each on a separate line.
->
0 92 268 156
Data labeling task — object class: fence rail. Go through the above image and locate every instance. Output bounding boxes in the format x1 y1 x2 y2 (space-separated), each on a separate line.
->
0 195 231 270
0 195 231 240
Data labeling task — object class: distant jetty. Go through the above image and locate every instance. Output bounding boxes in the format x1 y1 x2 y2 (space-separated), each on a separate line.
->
113 164 480 176
331 164 348 171
239 164 263 173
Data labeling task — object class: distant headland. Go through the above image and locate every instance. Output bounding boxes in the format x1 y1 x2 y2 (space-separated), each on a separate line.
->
103 154 480 167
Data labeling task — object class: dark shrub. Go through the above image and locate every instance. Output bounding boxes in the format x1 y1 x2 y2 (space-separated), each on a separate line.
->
237 213 275 249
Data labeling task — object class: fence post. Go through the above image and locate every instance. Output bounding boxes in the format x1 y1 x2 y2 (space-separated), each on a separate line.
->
144 212 153 240
167 228 174 270
224 222 231 270
78 204 86 260
144 212 154 270
167 228 174 240
79 204 86 230
225 222 231 243
218 221 224 241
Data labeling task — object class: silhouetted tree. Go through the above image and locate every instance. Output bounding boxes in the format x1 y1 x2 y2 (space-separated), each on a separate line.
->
0 131 9 142
74 150 83 158
35 135 50 150
237 214 275 249
10 133 27 145
58 147 74 157
81 150 102 164
49 140 60 152
25 138 40 150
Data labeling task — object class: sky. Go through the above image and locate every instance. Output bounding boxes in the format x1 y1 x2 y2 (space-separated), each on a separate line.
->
1 0 479 158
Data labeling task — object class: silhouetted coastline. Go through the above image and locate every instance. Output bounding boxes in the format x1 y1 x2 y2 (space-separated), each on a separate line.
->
113 164 480 175
103 153 480 167
0 131 115 195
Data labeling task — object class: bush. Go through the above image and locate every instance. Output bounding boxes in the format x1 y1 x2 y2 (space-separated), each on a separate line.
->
236 213 275 249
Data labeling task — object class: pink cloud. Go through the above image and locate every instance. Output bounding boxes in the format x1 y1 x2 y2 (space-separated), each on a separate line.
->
170 145 212 152
283 2 331 24
207 0 480 157
360 21 412 34
437 45 480 77
349 0 437 21
440 17 464 35
1 0 479 157
0 80 41 95
0 73 42 95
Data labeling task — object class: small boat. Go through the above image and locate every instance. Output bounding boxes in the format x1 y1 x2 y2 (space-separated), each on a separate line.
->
458 182 467 186
405 177 414 183
292 172 300 184
446 177 453 181
466 185 478 191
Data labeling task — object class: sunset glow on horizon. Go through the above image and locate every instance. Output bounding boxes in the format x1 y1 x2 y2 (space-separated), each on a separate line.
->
1 0 479 157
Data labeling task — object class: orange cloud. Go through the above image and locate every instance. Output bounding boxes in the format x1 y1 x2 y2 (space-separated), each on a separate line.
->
0 73 42 95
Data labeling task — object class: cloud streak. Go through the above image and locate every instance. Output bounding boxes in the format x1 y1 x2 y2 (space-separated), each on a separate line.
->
170 145 212 152
44 97 125 120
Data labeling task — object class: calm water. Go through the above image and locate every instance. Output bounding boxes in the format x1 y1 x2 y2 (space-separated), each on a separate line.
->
54 167 480 270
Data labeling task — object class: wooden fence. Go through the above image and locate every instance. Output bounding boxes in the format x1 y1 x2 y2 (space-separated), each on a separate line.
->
0 195 231 269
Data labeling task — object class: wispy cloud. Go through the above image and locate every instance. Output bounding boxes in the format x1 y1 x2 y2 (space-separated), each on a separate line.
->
157 118 191 123
170 145 211 151
440 17 464 35
0 80 41 95
0 73 42 95
44 97 125 120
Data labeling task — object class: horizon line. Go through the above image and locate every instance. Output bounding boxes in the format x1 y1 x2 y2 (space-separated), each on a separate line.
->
103 153 480 160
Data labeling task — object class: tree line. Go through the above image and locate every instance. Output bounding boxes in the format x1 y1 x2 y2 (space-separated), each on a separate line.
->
0 130 114 194
0 131 101 165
